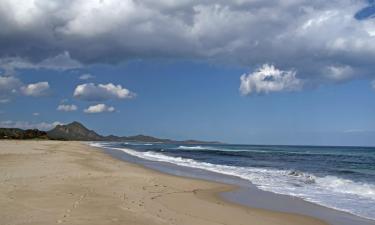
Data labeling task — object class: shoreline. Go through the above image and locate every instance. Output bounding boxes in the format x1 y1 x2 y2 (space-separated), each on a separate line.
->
0 140 328 225
96 142 375 225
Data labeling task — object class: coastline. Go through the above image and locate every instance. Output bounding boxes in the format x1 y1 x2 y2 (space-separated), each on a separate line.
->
97 143 375 225
0 140 328 225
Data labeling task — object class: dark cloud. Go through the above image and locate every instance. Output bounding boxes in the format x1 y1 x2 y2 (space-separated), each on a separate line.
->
0 0 374 86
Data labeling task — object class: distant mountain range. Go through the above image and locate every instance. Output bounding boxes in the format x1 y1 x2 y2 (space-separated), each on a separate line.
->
0 121 220 144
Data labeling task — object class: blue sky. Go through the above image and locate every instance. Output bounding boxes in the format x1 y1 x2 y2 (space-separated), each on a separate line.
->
1 0 375 146
1 60 374 146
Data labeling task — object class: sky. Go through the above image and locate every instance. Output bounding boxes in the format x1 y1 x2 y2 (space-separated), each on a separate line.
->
0 0 375 146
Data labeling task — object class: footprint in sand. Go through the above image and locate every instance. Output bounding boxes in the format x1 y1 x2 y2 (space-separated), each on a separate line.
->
58 191 89 223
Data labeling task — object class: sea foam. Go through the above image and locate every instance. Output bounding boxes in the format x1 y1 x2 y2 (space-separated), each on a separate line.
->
91 142 375 220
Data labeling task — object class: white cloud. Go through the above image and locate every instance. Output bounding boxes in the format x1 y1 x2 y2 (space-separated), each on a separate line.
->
0 120 62 130
57 104 78 112
74 83 135 101
84 104 115 114
240 64 303 95
0 75 51 101
32 112 40 116
371 80 375 90
79 73 94 80
21 82 50 97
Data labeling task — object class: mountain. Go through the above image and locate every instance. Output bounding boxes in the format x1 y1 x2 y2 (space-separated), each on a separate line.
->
104 134 171 142
46 122 170 142
125 135 172 143
176 139 221 145
0 128 48 139
47 121 103 141
1 121 221 144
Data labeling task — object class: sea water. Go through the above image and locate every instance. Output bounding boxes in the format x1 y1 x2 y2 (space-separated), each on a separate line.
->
91 142 375 221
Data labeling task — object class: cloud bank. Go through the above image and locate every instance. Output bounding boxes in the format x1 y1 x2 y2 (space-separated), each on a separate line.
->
0 120 61 130
0 0 374 86
0 52 82 75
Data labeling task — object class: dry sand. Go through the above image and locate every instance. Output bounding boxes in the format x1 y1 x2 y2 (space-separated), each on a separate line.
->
0 140 328 225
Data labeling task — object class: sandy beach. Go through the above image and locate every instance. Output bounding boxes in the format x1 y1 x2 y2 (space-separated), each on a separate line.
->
0 140 328 225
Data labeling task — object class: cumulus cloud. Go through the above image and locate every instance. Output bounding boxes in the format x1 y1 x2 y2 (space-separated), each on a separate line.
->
57 104 78 112
21 82 50 97
240 64 303 95
0 0 374 86
0 75 51 100
79 73 94 80
74 83 135 101
0 120 62 130
84 104 115 114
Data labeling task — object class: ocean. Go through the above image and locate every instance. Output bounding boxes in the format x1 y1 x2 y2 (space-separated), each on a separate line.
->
91 142 375 221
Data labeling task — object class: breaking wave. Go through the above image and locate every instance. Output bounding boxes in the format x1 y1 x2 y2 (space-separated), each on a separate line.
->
91 142 375 220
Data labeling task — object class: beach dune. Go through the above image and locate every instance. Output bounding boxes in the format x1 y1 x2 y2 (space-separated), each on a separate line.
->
0 140 327 225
